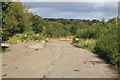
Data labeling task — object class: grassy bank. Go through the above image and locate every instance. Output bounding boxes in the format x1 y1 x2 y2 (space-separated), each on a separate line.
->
72 38 96 52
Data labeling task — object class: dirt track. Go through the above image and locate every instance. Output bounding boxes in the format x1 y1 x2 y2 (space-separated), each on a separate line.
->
2 40 118 78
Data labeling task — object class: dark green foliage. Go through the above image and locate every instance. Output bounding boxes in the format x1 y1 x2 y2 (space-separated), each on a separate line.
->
2 2 11 25
45 22 70 38
45 18 90 36
70 26 77 35
31 15 46 33
2 2 32 41
2 2 12 41
95 17 120 67
76 27 100 39
76 19 106 39
74 17 119 68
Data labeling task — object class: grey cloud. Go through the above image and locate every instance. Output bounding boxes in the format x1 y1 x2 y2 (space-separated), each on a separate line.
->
24 2 117 12
23 2 118 20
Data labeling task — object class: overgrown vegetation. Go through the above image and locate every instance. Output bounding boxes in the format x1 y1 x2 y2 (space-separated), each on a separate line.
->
94 18 120 67
6 32 46 44
72 38 96 52
2 2 101 42
2 2 119 68
2 2 32 41
73 17 120 68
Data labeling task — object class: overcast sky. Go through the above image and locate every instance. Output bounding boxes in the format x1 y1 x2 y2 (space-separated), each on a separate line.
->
23 2 118 20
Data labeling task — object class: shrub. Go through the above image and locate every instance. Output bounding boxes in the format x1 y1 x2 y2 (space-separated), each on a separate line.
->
95 20 119 67
76 27 100 39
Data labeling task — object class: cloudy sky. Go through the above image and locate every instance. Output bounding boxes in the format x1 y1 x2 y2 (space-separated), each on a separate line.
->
23 2 118 20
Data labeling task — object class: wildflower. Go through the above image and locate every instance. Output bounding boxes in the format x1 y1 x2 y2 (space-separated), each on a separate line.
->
37 34 39 37
41 40 45 43
17 40 20 43
25 35 27 37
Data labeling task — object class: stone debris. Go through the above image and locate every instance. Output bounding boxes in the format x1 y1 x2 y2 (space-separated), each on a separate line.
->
15 67 18 70
84 62 86 64
2 64 7 66
74 70 79 72
2 73 7 77
25 51 28 53
1 43 10 47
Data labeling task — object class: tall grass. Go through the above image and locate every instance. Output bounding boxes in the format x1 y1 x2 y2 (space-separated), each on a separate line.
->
73 38 96 52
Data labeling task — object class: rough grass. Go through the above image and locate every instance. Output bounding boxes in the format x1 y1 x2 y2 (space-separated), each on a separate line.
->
73 38 96 52
5 32 48 44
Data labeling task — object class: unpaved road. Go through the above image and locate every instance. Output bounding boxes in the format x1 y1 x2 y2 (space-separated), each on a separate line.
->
2 40 118 78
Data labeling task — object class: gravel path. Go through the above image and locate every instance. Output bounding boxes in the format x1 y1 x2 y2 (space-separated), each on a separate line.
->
2 40 118 78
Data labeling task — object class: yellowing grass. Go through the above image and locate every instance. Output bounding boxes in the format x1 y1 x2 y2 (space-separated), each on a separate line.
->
74 38 96 52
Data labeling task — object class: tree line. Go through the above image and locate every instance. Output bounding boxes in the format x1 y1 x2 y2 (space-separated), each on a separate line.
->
2 2 101 41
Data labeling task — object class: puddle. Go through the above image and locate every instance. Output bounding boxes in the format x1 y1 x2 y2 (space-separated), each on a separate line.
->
26 45 44 49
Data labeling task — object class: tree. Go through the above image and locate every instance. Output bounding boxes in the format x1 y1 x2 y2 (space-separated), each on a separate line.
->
2 2 32 41
2 2 12 41
31 15 46 33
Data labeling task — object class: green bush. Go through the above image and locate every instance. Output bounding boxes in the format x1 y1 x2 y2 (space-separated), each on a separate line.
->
95 18 120 67
75 17 120 68
95 35 119 67
76 27 100 39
